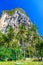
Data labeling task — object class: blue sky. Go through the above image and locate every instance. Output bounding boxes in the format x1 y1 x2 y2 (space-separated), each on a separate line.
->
0 0 43 36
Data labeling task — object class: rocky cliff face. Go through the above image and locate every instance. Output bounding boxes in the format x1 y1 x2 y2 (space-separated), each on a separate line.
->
0 8 32 33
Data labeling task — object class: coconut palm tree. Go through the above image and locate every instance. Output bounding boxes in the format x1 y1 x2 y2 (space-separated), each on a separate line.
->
0 31 5 46
16 23 27 59
25 24 38 57
3 26 15 47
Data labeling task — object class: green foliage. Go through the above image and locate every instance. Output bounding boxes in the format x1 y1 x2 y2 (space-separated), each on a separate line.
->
0 31 4 46
0 23 43 61
7 26 14 41
0 46 23 61
29 46 34 57
36 40 43 60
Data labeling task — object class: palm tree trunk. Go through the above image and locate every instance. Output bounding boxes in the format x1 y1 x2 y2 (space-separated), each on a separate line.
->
24 50 25 59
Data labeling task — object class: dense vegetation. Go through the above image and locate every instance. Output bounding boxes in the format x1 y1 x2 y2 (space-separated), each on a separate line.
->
0 23 43 61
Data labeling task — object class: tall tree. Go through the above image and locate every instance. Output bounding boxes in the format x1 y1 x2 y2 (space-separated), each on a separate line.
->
16 24 27 59
35 36 43 61
4 26 15 47
0 31 5 46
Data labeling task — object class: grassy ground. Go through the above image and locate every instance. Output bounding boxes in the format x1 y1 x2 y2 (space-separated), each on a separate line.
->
0 61 15 65
0 61 43 65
